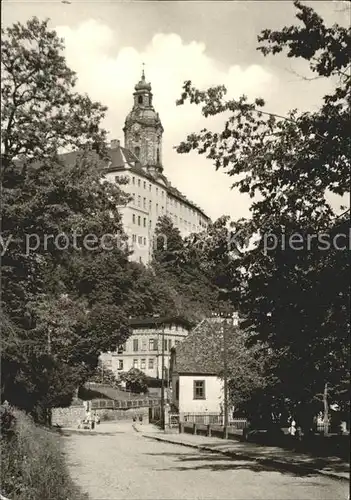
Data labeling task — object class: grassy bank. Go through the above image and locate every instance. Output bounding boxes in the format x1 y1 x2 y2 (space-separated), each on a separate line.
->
1 406 88 500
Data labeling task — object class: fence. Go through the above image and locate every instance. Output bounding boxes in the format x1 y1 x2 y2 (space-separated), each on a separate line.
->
91 398 160 410
180 413 248 429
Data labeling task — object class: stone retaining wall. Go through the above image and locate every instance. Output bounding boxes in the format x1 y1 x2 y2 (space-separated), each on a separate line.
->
52 404 150 427
52 404 86 427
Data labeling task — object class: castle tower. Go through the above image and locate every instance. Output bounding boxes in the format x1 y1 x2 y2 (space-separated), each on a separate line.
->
123 68 164 173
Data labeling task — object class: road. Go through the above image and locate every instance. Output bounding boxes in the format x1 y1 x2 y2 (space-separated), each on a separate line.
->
63 422 348 500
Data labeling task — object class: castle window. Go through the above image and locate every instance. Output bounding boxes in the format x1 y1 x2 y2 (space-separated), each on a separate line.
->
138 95 143 104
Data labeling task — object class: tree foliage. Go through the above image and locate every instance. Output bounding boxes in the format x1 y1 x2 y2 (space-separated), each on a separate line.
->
0 18 132 419
119 368 148 394
176 1 350 420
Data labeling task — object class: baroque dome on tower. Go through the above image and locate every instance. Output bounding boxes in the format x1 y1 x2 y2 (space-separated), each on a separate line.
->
123 68 164 172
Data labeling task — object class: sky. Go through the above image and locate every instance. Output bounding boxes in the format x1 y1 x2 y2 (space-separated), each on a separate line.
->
2 1 349 221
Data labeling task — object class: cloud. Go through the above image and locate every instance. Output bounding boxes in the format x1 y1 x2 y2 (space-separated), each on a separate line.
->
56 19 279 221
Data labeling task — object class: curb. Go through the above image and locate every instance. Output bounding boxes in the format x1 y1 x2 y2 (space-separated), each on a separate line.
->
141 433 349 482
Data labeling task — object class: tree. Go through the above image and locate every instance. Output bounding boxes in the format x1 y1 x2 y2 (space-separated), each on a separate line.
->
176 1 350 427
119 368 148 394
1 17 133 420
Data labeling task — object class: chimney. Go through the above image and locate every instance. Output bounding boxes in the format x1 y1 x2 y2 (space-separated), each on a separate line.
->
110 139 120 149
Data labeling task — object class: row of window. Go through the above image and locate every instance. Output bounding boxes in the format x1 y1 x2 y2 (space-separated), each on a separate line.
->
132 214 147 227
117 338 179 353
117 358 155 371
131 235 147 246
130 177 165 197
131 195 166 215
115 175 207 227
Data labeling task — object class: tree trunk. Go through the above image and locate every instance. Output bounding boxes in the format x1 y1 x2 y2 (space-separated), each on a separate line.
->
323 382 329 436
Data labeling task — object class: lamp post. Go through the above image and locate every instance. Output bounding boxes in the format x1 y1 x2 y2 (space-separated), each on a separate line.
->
160 322 165 430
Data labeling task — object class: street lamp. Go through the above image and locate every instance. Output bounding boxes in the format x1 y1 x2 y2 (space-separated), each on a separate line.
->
153 315 165 430
160 322 165 431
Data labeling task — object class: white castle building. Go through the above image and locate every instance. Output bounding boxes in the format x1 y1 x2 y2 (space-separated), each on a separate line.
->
104 69 210 264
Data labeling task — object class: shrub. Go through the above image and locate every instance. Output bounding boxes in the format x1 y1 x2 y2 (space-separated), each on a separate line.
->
1 406 87 500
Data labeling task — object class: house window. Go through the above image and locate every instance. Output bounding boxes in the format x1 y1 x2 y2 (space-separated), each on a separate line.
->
132 176 135 185
138 195 141 207
143 237 146 245
143 181 146 189
132 193 135 204
118 360 123 370
175 380 179 399
141 339 147 351
141 359 146 370
149 338 157 351
132 234 136 242
133 359 138 369
138 216 141 226
133 339 139 352
156 204 158 212
115 175 119 182
138 236 143 245
117 344 126 354
149 220 152 227
138 179 141 187
143 197 146 209
149 184 151 191
132 214 136 224
149 200 152 209
156 187 158 195
193 380 206 400
148 358 154 369
143 217 146 227
139 257 142 263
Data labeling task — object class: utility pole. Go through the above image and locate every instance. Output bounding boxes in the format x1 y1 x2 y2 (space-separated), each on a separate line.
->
160 322 165 430
47 327 52 427
223 316 229 431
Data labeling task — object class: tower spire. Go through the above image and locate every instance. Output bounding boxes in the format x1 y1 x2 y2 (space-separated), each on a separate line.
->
141 62 145 81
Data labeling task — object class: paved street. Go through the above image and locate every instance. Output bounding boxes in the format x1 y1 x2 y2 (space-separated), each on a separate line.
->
63 422 348 500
